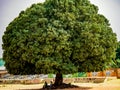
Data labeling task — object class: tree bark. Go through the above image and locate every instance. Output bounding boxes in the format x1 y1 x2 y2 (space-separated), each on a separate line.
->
54 72 63 86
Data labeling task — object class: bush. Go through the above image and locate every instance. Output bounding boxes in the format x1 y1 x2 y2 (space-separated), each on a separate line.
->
78 72 87 77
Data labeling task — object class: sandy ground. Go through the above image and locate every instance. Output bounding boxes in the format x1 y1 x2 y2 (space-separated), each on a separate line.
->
0 79 120 90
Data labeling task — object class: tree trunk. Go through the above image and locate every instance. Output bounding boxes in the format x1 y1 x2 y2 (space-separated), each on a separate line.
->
54 72 63 86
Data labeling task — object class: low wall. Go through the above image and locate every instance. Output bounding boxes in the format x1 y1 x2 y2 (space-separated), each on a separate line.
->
0 70 8 78
44 77 106 84
0 79 42 84
0 77 106 84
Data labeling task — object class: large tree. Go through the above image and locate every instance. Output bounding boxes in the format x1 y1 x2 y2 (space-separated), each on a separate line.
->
112 41 120 68
2 0 117 86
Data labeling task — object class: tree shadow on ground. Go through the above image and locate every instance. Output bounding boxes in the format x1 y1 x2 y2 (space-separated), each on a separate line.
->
19 83 92 90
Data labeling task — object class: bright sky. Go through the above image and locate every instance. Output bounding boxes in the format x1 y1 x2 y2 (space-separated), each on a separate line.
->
0 0 120 57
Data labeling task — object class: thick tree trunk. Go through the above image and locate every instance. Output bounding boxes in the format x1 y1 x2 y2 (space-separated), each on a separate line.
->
54 73 63 86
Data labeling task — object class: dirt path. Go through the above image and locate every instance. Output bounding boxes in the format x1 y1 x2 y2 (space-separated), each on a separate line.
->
0 79 120 90
76 79 120 90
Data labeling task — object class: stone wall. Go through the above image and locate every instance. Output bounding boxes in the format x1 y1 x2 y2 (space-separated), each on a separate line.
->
44 77 106 84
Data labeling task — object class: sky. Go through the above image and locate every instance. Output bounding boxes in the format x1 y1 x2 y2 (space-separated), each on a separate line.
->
0 0 120 58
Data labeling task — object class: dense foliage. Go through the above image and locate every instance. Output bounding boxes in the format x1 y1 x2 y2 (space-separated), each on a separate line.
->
2 0 117 75
112 41 120 68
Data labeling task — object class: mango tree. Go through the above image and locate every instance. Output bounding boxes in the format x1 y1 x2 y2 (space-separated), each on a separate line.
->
2 0 117 86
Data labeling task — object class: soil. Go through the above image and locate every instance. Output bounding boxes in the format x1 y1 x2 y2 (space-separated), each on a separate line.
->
0 79 120 90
